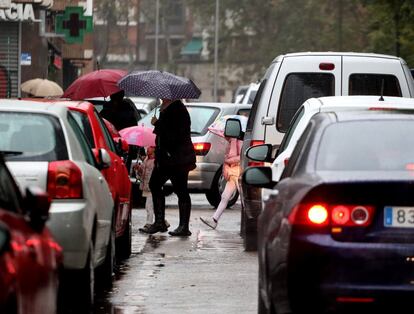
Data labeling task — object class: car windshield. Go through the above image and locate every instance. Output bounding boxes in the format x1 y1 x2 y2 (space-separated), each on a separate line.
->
0 112 68 161
187 106 220 135
316 119 414 171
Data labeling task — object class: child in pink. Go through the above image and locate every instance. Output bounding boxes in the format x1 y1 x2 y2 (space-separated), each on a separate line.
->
200 137 242 229
137 147 156 232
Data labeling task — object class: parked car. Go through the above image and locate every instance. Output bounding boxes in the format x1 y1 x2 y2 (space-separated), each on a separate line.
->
233 84 249 103
244 110 414 313
0 100 114 306
128 96 160 117
59 101 132 259
263 95 414 182
0 155 62 314
139 102 251 207
240 82 259 105
240 51 414 251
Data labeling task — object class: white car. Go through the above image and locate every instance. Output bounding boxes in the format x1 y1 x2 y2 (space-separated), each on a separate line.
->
240 82 259 105
0 99 115 306
246 96 414 205
240 52 414 251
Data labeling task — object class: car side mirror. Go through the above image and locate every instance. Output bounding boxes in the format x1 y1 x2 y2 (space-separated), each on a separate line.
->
24 186 51 232
93 148 112 169
242 166 276 189
0 222 10 255
224 118 244 139
246 144 274 162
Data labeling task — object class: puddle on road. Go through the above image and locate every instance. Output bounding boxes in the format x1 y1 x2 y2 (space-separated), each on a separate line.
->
195 229 244 252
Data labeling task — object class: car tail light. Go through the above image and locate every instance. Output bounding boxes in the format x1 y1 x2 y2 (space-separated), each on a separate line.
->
193 142 211 156
319 62 335 71
289 203 374 227
248 140 265 167
308 204 329 225
47 160 83 199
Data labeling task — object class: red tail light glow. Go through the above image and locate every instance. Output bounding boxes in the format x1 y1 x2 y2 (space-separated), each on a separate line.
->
193 142 211 156
290 203 374 227
248 140 265 167
336 297 374 303
319 63 335 71
47 160 83 199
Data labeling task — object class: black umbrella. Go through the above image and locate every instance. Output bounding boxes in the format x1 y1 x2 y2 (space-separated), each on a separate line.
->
118 70 201 99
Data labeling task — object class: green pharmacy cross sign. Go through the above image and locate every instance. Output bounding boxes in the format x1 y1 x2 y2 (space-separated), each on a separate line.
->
55 7 93 44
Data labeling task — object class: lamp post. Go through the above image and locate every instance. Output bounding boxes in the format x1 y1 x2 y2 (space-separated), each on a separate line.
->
154 0 159 70
213 0 219 102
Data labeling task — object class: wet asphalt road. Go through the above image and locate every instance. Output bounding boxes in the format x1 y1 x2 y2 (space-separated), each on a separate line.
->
93 194 258 314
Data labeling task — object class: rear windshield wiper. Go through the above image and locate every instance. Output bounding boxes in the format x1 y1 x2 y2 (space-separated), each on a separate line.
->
0 150 23 156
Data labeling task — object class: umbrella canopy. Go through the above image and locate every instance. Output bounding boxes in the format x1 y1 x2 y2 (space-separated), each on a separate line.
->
118 70 201 99
208 115 248 138
63 69 127 100
119 125 156 147
21 78 63 97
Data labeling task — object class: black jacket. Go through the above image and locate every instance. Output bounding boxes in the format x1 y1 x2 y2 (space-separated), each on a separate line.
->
153 100 196 171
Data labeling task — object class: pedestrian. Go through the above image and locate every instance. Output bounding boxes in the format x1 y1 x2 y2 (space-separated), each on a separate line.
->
200 137 242 229
135 146 170 232
100 90 137 131
142 99 196 237
100 90 140 172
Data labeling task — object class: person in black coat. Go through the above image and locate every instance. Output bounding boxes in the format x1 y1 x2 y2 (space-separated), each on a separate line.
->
144 99 196 236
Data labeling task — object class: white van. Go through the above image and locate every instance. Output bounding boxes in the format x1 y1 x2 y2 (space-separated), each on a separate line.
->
239 52 414 251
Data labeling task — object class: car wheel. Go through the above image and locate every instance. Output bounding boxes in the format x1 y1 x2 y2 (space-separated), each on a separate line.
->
206 166 239 208
116 208 132 260
97 223 115 288
78 241 95 307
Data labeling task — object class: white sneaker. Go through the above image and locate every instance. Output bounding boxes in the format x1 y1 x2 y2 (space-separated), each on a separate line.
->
200 216 217 229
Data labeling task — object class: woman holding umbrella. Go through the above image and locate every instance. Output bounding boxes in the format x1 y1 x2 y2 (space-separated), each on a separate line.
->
118 71 201 236
145 98 196 236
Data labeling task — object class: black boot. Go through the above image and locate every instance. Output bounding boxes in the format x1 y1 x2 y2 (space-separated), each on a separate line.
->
142 193 168 234
168 225 191 237
144 222 168 234
169 197 191 237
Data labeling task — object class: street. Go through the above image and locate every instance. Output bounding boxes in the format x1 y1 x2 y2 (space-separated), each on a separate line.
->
93 194 258 314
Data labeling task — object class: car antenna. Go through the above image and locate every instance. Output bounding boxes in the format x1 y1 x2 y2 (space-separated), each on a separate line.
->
379 79 385 101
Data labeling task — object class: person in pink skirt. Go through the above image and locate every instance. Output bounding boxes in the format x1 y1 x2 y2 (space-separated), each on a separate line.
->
136 147 170 232
200 137 242 229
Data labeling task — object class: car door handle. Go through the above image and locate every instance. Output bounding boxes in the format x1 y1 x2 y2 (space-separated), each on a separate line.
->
261 116 275 125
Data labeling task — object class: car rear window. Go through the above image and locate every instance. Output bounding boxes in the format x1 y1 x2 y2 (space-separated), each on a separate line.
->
0 112 68 161
71 110 95 148
278 73 335 132
316 120 414 171
349 74 402 97
187 106 220 136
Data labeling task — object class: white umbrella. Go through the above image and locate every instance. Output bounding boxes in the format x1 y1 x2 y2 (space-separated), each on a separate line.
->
21 78 63 97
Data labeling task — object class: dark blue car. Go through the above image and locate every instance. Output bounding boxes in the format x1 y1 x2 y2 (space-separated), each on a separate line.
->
244 110 414 314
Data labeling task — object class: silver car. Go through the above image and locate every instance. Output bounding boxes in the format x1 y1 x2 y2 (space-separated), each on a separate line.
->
0 100 115 306
139 102 251 207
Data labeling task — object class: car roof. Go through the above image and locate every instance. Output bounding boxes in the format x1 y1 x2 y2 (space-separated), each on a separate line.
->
331 110 414 122
0 99 70 116
186 102 252 109
272 51 402 63
304 96 414 113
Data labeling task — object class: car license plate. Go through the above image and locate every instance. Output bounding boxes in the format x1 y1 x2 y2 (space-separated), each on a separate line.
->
384 206 414 228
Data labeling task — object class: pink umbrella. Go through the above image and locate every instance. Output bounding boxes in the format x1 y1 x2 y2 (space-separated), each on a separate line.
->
119 125 156 147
